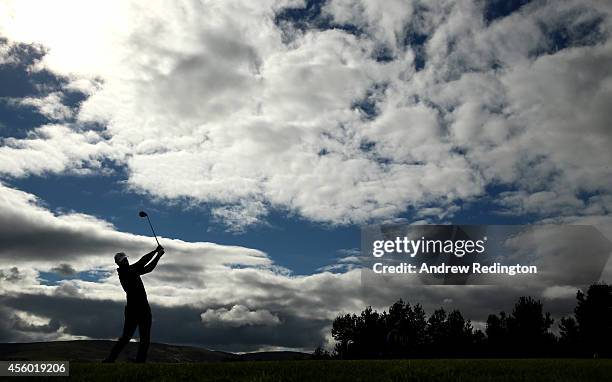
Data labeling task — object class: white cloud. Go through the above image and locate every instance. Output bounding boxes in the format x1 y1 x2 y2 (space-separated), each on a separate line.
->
201 305 281 327
0 125 113 177
542 285 578 300
323 0 416 51
17 92 74 121
0 181 270 274
211 200 269 233
0 0 610 227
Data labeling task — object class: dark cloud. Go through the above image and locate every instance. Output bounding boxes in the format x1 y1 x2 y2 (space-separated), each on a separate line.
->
0 294 329 352
0 267 22 282
0 214 137 263
0 276 590 351
49 264 77 276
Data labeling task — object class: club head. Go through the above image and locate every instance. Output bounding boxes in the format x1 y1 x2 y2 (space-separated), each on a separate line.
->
138 211 148 218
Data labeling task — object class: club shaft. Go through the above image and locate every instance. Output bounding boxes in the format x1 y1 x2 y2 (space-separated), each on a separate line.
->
146 216 160 246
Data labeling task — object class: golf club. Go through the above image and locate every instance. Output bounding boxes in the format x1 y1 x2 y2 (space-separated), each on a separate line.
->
139 210 160 246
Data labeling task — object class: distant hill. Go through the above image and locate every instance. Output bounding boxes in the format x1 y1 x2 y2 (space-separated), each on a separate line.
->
239 351 311 361
0 340 311 363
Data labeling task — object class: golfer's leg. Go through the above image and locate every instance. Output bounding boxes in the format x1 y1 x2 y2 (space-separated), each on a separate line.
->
135 310 152 363
105 307 137 362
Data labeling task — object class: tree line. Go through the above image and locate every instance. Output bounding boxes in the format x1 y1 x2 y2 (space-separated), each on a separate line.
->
315 283 611 359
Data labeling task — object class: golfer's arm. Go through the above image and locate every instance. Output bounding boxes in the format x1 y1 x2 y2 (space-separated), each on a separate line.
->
134 249 157 269
141 253 163 274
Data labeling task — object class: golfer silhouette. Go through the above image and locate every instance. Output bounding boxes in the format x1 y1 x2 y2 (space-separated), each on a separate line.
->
103 245 164 363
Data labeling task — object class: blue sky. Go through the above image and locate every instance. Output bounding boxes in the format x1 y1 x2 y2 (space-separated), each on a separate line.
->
11 172 362 275
7 168 532 277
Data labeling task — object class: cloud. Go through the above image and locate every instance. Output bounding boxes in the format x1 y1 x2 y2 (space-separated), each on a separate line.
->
16 92 74 121
317 248 363 273
0 0 608 228
0 267 22 282
0 182 269 269
49 264 77 276
211 201 269 233
201 305 281 327
0 125 113 177
542 285 578 301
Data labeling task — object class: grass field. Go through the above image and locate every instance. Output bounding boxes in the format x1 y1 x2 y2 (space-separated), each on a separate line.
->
32 359 612 381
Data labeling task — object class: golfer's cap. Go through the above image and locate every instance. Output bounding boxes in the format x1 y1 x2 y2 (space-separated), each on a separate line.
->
114 252 127 263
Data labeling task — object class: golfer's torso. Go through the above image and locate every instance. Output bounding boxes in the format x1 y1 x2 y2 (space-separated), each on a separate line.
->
117 267 149 306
